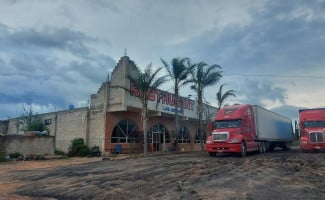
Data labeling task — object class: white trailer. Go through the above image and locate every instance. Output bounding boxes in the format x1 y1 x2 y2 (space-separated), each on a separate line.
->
253 105 293 151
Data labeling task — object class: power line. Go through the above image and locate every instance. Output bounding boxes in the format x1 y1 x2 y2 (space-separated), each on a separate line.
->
223 74 325 79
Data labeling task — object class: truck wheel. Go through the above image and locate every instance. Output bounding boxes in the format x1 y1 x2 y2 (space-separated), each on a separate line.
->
259 142 265 154
240 142 247 157
208 152 216 157
262 142 266 153
282 143 290 151
265 142 270 152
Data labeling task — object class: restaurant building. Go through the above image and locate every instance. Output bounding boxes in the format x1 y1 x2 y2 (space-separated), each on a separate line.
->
2 56 217 154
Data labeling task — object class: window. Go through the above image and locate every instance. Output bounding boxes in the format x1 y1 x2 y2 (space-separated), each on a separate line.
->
44 119 52 125
174 126 191 143
214 119 241 129
111 120 140 143
194 128 206 143
304 121 325 128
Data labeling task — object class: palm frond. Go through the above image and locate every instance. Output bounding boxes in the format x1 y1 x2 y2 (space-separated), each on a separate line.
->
160 57 173 78
216 84 236 109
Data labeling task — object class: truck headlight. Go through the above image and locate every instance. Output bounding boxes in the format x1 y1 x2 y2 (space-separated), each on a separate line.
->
229 138 240 143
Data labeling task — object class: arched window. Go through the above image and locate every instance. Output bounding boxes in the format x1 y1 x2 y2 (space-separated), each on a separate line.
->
195 128 206 143
174 126 191 143
111 120 140 143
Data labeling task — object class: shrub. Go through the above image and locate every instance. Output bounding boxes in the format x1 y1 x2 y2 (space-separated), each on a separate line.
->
0 154 6 162
54 149 66 156
9 152 22 158
68 138 90 157
79 147 90 157
24 154 45 160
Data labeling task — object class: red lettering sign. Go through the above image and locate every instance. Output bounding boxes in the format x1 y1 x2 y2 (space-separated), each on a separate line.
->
129 83 194 111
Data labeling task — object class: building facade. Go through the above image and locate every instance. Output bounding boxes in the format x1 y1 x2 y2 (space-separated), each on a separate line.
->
2 56 217 154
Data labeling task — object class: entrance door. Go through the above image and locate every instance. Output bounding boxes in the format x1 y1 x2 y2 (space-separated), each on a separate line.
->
149 124 167 152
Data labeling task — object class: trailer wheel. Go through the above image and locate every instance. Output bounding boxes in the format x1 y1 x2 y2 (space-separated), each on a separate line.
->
208 152 216 157
240 142 247 157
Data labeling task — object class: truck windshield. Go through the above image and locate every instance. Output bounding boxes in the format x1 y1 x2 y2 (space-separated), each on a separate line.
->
303 121 325 128
214 120 241 129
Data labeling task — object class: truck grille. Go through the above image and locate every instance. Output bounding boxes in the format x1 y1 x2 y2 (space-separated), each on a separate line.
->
309 132 324 143
212 133 229 141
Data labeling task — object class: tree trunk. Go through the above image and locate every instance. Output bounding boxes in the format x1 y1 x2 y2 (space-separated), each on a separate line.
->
143 118 148 156
174 86 179 151
143 101 148 156
198 89 204 150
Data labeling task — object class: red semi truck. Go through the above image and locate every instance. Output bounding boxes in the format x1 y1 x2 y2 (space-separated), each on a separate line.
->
299 108 325 152
206 104 293 157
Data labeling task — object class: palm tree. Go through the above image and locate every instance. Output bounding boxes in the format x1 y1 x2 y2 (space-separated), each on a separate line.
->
160 57 190 150
216 84 236 110
187 61 222 150
128 64 168 156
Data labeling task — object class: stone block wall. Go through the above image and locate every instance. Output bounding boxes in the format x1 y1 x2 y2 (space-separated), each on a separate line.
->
88 110 105 152
0 120 8 135
55 108 89 152
0 135 54 156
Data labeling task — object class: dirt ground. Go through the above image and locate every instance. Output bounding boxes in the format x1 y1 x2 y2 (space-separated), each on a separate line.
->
0 149 324 200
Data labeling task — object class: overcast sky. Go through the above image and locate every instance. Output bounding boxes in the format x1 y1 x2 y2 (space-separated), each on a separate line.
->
0 0 324 121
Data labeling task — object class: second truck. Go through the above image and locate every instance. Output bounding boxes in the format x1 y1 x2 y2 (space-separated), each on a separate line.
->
206 104 293 157
299 108 325 152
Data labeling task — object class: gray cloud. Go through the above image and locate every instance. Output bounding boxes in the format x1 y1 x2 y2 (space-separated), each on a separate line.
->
0 25 97 59
0 24 115 118
185 0 325 74
239 79 287 106
0 0 324 119
271 104 308 122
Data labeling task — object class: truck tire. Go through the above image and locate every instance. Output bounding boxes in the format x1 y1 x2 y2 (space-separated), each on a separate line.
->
262 142 266 153
281 143 290 151
240 142 247 157
259 142 265 154
208 152 216 157
265 142 269 152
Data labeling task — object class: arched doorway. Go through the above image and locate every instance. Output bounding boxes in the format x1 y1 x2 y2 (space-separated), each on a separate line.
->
148 124 169 152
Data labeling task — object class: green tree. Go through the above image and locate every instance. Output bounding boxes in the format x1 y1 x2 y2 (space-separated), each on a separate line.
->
21 104 33 127
27 120 48 132
21 104 49 133
216 84 236 110
128 64 168 156
187 61 222 150
161 57 190 150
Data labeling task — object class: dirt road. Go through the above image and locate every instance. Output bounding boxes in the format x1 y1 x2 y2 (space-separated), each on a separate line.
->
1 149 324 200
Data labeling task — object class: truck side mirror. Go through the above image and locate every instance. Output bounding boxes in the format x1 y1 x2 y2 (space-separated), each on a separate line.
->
209 122 214 131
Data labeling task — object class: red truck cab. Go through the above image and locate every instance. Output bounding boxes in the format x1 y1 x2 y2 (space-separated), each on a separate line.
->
299 108 325 152
206 104 259 157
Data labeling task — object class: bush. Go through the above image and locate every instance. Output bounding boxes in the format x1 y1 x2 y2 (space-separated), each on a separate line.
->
54 149 66 156
79 147 91 157
0 154 6 162
68 138 90 157
9 152 22 158
24 154 45 160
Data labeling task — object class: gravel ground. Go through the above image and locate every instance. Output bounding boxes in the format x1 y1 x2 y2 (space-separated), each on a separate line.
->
1 149 324 200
